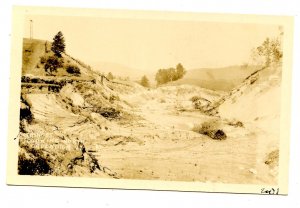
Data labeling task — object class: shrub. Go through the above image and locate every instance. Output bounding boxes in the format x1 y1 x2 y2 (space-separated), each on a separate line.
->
31 78 41 83
66 64 81 76
20 96 33 123
76 83 84 91
44 55 63 75
193 120 218 133
99 107 120 120
190 96 201 103
107 72 114 80
190 96 209 111
227 119 244 128
160 98 166 103
21 76 30 83
20 106 32 121
140 75 150 88
192 120 227 140
40 56 47 64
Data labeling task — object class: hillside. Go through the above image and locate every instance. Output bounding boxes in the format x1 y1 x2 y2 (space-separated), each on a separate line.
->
22 38 50 75
22 38 94 78
20 38 140 177
18 38 281 185
218 65 281 123
171 65 259 91
212 63 282 179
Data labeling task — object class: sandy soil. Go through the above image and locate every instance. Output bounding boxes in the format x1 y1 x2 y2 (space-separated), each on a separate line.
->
22 81 278 184
93 87 278 184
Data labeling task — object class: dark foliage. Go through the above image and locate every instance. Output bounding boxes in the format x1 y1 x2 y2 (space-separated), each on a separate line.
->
155 63 186 85
40 56 46 64
99 108 120 119
213 130 227 140
20 106 33 122
66 64 81 76
228 120 244 128
193 120 227 140
44 55 63 74
140 75 150 87
18 147 51 175
190 96 201 103
18 155 51 175
51 31 65 57
20 96 33 123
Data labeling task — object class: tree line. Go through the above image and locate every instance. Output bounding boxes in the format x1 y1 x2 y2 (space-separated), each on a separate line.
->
155 63 186 85
139 63 187 88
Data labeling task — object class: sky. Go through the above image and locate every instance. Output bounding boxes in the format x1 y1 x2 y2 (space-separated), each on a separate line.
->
24 14 280 72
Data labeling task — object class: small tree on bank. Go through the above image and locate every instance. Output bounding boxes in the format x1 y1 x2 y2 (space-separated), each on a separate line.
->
51 31 65 57
256 37 282 67
175 63 186 80
107 72 114 80
251 28 283 68
140 75 150 88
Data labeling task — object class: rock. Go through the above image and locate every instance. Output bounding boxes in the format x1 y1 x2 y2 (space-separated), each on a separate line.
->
60 84 85 106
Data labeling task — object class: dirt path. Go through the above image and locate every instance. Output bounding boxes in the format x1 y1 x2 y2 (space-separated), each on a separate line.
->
94 88 277 184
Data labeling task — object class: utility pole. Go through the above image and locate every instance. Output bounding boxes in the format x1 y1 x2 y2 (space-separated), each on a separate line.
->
30 20 33 39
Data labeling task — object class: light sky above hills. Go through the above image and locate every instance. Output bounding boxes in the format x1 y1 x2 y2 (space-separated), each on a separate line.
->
24 14 280 72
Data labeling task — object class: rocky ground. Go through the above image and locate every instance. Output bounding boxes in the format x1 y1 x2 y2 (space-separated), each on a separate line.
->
19 67 280 184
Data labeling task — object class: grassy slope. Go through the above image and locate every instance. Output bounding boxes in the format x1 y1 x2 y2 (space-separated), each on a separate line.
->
22 38 94 79
171 65 259 91
22 38 48 75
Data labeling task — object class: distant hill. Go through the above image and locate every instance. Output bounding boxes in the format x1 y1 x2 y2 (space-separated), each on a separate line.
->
23 38 258 92
170 65 260 91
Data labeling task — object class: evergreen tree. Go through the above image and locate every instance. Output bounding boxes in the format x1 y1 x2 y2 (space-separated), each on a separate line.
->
51 31 65 57
140 75 150 87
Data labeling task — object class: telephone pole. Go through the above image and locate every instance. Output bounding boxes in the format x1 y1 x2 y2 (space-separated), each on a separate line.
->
30 20 33 39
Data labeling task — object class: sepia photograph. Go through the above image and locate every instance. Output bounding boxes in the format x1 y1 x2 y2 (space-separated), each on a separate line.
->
6 6 294 194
